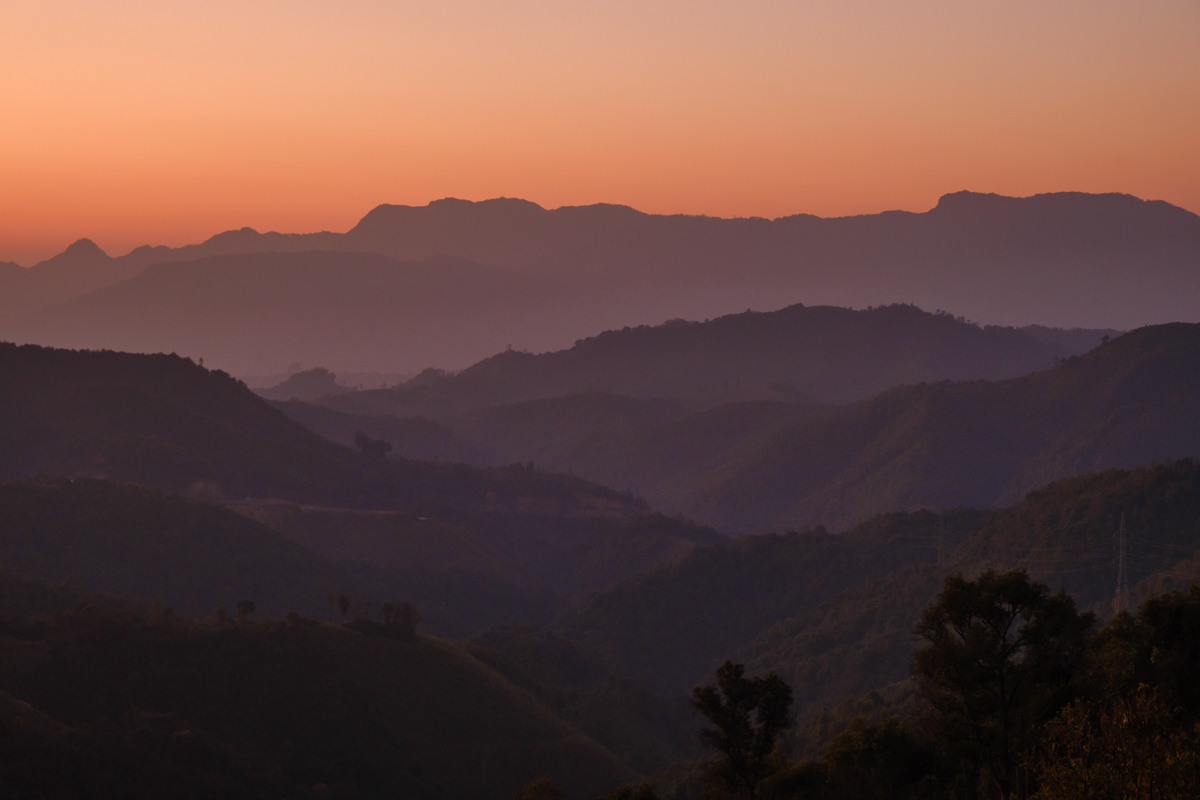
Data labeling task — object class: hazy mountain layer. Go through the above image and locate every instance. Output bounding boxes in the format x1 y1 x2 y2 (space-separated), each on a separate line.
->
281 322 1198 532
0 340 641 516
691 322 1200 530
311 303 1116 412
11 252 582 376
1 190 1195 373
0 342 731 634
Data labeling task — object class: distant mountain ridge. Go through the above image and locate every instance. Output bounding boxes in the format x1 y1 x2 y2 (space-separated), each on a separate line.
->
0 340 745 635
12 251 572 375
311 302 1119 413
282 322 1200 532
1 190 1196 374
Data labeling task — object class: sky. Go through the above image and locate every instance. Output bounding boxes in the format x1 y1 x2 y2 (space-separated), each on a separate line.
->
1 0 1198 265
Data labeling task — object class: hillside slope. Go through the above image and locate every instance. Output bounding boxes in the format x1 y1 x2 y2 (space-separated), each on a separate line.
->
553 509 989 695
284 323 1199 532
0 343 725 635
560 460 1200 715
0 341 643 516
0 477 359 620
694 322 1200 530
0 610 639 799
315 303 1113 413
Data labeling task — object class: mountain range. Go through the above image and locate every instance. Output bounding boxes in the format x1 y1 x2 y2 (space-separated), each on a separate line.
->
276 315 1197 531
2 190 1196 375
3 189 1200 799
2 334 1200 797
0 341 731 636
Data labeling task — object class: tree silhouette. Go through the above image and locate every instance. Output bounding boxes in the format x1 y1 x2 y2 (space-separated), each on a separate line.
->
354 431 393 460
691 660 793 799
913 569 1094 800
338 594 350 619
236 599 256 621
396 602 419 638
1033 689 1200 800
511 777 563 800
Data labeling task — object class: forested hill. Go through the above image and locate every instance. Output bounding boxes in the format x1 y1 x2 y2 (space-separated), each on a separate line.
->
558 460 1200 708
692 322 1200 531
283 323 1200 532
0 341 643 518
0 596 639 799
312 303 1116 414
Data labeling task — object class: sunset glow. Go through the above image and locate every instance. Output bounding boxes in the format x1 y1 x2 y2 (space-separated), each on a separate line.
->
2 0 1198 264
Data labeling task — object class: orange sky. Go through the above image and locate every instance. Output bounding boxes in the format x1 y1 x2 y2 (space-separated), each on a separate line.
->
2 0 1198 265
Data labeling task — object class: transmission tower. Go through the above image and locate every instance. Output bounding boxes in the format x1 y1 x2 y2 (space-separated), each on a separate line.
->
1113 511 1131 615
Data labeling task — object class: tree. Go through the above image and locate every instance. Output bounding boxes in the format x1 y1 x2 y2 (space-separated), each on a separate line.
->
691 660 793 799
236 599 256 621
913 570 1094 800
1138 584 1200 716
338 593 350 618
354 431 393 460
396 602 419 639
511 777 563 800
1032 689 1200 800
820 717 931 800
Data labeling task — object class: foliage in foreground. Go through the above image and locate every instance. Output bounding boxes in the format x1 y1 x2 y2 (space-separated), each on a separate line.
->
667 575 1200 800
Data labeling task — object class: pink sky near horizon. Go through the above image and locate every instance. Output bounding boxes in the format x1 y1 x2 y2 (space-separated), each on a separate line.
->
1 0 1198 266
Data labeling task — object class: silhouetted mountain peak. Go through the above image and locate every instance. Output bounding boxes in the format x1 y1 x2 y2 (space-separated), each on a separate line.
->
65 237 106 255
203 227 265 246
257 366 348 402
929 190 1197 223
352 197 551 239
37 238 110 269
430 196 545 213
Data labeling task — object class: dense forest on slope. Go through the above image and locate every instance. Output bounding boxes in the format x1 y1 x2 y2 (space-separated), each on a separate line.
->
692 322 1200 530
553 509 988 696
468 625 700 775
2 399 1199 797
0 477 557 635
558 461 1200 719
238 500 720 605
283 323 1200 532
307 304 1114 412
0 478 358 619
0 607 638 800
